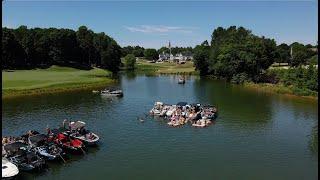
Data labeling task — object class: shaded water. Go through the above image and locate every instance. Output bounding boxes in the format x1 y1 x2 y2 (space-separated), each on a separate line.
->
2 74 318 180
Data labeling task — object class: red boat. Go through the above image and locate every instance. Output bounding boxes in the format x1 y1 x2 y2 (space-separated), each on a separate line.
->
53 132 85 154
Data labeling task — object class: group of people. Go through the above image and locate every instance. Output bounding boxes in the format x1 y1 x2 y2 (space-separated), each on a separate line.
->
2 136 18 145
150 102 217 127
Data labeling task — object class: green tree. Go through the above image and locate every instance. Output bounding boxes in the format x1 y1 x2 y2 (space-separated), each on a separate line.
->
144 48 158 60
124 54 136 70
193 40 210 75
76 26 94 66
207 26 277 81
275 43 290 63
132 46 145 57
2 28 26 69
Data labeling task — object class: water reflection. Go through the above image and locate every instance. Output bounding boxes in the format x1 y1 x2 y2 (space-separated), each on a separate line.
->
193 78 273 128
309 124 318 155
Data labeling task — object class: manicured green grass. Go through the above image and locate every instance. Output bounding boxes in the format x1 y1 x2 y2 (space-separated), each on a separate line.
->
135 59 197 75
2 65 115 98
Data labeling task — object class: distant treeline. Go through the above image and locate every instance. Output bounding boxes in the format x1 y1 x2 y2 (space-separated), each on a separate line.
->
193 26 318 79
121 45 194 60
2 26 122 72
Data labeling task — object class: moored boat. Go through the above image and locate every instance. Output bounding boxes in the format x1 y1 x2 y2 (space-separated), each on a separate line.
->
101 89 123 97
65 121 100 146
3 142 46 172
28 134 65 161
50 129 86 154
2 158 19 179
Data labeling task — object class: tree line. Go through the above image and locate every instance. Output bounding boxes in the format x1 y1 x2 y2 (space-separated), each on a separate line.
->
121 45 194 61
2 26 122 72
193 26 317 80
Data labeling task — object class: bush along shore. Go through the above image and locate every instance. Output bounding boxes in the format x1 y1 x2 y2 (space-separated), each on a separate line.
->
243 65 318 99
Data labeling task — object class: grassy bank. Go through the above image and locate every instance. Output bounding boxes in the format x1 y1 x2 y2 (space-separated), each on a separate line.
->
243 82 318 100
135 59 197 75
2 66 115 99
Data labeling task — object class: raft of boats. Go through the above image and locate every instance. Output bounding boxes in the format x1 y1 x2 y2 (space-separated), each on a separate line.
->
2 120 100 179
150 102 218 128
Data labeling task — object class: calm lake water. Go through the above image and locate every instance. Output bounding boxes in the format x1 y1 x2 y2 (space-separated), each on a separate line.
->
2 74 318 180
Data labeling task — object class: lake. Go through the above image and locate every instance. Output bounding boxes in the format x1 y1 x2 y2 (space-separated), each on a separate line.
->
2 74 318 180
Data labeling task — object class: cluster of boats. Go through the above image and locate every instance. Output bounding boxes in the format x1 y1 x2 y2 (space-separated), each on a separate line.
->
2 120 99 179
149 102 218 127
92 88 123 97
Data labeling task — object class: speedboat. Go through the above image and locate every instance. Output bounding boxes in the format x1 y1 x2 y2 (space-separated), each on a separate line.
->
50 128 86 154
101 89 123 97
28 134 65 161
178 78 185 84
53 132 86 154
2 158 19 179
64 121 100 146
149 102 163 116
202 105 218 120
3 142 46 172
165 105 176 117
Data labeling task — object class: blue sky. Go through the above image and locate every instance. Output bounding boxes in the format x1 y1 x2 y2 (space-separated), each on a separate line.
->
2 1 318 48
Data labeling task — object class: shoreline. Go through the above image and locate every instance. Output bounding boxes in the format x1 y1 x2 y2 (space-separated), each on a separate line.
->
243 82 318 101
2 79 116 100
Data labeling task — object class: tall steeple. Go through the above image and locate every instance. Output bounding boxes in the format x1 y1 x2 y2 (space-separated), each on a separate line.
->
168 41 172 56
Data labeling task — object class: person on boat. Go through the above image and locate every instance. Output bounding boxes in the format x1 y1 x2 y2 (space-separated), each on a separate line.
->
79 127 86 135
179 116 185 125
2 137 8 145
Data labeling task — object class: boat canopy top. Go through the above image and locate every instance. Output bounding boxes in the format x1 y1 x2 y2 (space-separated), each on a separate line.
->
70 121 86 130
28 134 48 145
176 102 188 106
3 142 28 151
155 102 163 106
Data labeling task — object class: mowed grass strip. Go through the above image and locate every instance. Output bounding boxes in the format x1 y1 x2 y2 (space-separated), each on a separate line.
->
135 59 197 74
2 65 115 98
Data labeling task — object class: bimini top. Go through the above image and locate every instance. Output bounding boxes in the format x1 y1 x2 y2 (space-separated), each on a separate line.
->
28 134 48 145
203 104 214 108
3 142 28 151
70 121 86 130
176 102 188 107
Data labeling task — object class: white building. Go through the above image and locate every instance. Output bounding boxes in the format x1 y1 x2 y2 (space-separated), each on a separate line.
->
158 41 193 63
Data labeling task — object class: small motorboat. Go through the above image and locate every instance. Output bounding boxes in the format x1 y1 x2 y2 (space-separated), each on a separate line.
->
92 90 100 93
28 134 65 161
149 102 163 116
53 132 85 154
3 142 46 172
64 121 100 146
101 89 123 97
192 119 210 128
165 105 176 117
178 78 185 84
2 158 19 179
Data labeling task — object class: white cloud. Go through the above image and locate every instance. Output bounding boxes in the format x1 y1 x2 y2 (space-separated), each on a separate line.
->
125 25 196 34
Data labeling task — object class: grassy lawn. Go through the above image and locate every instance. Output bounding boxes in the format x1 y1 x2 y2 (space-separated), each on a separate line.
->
135 59 197 75
2 65 115 98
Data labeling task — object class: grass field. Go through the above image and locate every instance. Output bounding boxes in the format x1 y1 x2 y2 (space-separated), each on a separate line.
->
2 66 115 99
135 59 197 75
